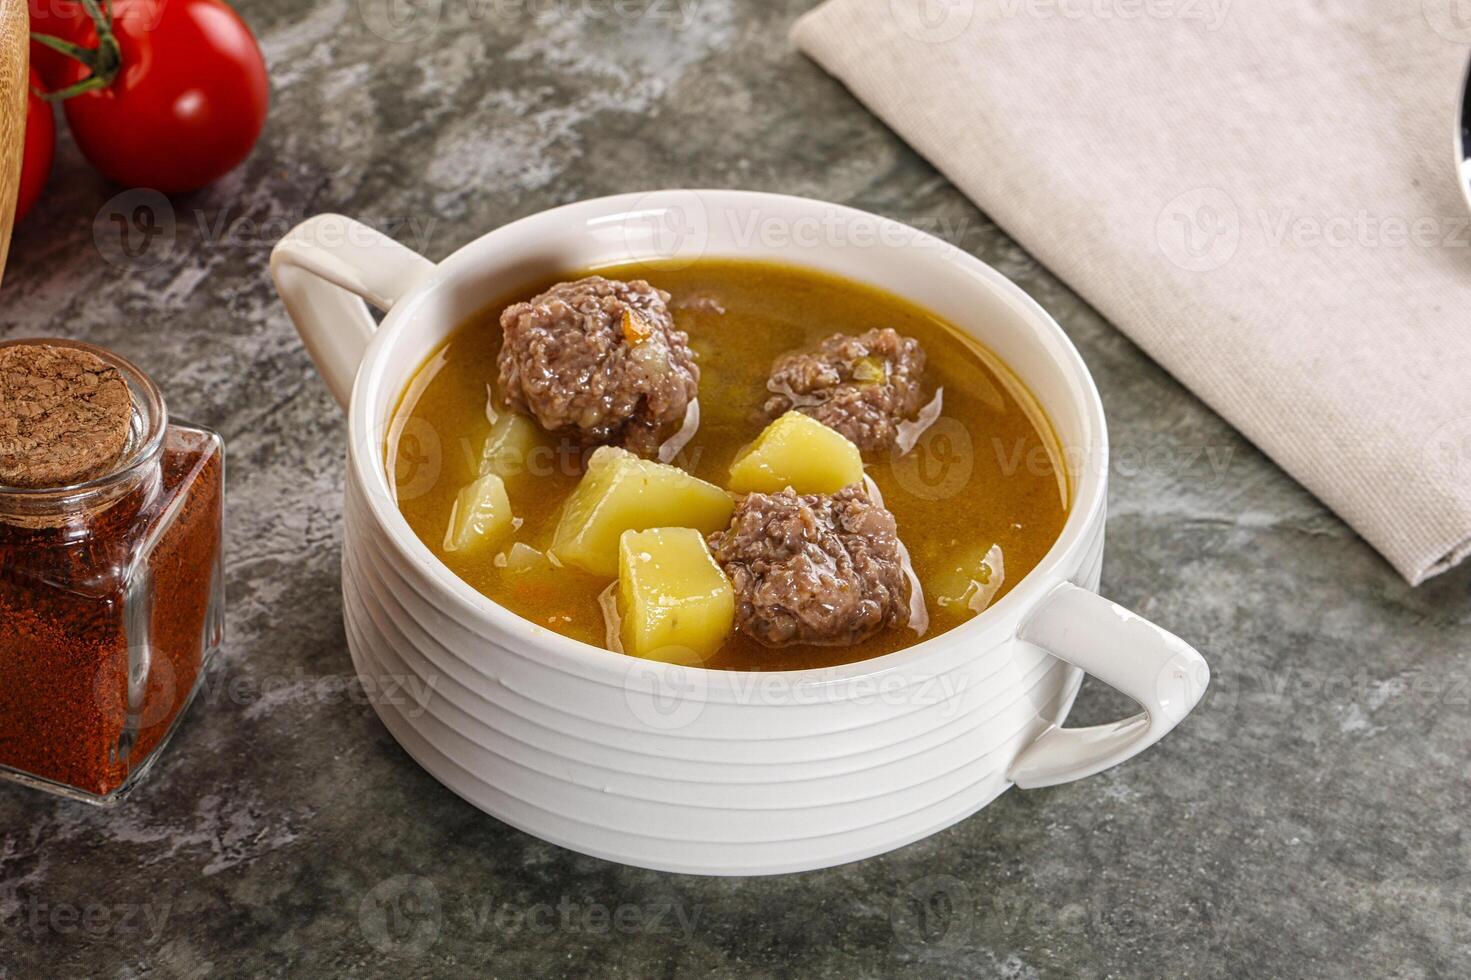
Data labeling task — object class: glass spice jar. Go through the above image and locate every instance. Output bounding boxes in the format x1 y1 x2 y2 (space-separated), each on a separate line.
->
0 339 224 804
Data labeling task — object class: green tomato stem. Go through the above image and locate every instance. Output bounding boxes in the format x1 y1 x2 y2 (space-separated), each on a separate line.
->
29 32 99 67
30 0 124 103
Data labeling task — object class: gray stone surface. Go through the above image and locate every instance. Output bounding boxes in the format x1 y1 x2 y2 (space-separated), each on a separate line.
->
2 0 1469 976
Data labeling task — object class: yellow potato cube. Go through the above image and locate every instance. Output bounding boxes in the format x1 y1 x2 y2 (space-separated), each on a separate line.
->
499 541 556 574
444 472 514 554
480 413 546 482
495 542 565 604
552 447 734 577
618 528 734 663
727 411 864 495
933 543 1006 618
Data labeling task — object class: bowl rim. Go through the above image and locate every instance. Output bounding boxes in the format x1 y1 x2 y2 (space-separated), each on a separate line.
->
345 189 1109 686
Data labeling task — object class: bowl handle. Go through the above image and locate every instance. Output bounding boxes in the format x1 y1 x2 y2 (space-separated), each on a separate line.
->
1008 582 1209 789
270 214 435 410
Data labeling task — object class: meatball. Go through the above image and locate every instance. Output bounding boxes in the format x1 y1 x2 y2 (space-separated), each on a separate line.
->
708 485 908 647
497 277 699 457
763 328 927 452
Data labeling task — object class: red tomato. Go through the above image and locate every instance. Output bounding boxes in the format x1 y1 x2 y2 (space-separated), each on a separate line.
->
27 0 90 90
16 70 56 224
57 0 269 193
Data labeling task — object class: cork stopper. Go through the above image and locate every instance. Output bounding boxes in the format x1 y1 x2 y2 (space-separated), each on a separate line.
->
0 344 133 489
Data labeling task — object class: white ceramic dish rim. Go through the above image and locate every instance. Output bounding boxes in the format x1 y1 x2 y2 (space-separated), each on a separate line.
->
339 189 1109 688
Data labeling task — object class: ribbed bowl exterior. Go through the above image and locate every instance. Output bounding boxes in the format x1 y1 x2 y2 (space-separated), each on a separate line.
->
341 469 1106 876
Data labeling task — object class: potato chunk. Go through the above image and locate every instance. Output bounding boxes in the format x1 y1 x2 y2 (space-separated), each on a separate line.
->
480 412 546 482
727 411 864 495
618 528 734 663
933 543 1006 618
494 542 566 605
552 447 734 576
499 541 556 574
444 473 515 554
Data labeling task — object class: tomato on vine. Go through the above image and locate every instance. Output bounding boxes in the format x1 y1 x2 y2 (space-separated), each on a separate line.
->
33 0 270 194
17 69 56 224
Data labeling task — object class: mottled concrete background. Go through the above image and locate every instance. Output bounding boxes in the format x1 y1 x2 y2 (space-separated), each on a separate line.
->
2 0 1469 976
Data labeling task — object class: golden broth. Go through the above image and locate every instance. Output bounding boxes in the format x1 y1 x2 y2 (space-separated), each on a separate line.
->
388 260 1068 671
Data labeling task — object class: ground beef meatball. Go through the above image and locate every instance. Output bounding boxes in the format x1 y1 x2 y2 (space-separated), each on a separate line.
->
763 328 927 452
497 276 699 457
708 485 908 647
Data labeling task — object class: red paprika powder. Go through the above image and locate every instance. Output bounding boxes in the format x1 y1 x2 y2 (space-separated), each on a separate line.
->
0 340 224 802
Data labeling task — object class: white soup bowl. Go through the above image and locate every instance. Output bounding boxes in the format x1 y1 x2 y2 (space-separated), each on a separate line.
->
270 190 1209 876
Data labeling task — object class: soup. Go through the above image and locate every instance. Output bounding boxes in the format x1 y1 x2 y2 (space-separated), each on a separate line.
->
388 259 1068 671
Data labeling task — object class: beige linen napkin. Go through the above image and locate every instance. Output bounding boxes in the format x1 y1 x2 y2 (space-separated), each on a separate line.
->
793 0 1471 584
